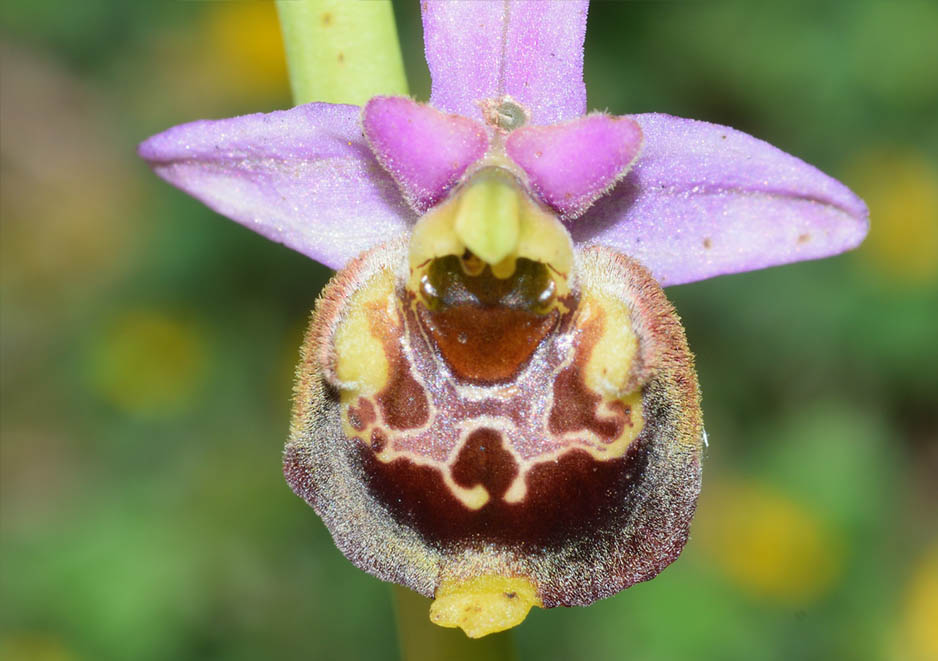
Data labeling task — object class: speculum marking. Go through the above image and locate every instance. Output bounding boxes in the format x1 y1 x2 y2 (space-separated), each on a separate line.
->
358 438 650 549
451 428 519 500
548 309 630 443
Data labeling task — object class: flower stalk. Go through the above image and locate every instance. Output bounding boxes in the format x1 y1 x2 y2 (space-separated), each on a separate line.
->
275 0 407 105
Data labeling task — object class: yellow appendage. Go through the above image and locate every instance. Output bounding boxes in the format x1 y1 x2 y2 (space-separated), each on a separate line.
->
409 167 573 291
430 575 542 638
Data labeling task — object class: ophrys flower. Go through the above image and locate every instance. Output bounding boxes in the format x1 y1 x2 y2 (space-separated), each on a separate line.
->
139 0 868 638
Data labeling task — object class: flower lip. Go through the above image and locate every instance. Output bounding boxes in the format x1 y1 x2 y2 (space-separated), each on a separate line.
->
286 235 703 631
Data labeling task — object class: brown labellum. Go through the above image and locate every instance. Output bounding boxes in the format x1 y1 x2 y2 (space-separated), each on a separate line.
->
285 218 704 634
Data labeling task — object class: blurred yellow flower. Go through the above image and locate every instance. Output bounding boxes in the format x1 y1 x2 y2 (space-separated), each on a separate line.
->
697 480 844 605
137 1 289 121
893 542 938 661
846 148 938 285
206 0 289 94
86 310 207 417
0 633 75 661
0 45 139 299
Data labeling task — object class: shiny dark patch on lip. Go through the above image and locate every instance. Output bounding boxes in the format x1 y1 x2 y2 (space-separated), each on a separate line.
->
418 304 558 383
357 430 651 550
421 255 556 311
416 255 561 383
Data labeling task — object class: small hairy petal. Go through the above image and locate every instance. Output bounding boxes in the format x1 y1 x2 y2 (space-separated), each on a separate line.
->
362 97 489 213
138 103 414 270
573 113 869 287
506 114 643 219
422 0 588 125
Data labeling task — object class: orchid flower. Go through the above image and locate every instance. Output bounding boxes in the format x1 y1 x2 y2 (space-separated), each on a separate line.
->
139 0 867 639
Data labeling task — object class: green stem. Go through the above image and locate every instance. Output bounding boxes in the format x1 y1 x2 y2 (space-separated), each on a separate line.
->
393 585 518 661
275 0 408 105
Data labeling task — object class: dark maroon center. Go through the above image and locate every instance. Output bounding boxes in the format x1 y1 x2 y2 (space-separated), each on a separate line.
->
356 428 650 550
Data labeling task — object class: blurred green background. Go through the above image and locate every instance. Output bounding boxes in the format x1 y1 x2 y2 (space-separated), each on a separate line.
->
2 1 936 660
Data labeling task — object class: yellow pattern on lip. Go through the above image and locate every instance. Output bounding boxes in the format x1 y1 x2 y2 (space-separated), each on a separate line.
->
581 292 640 399
453 171 521 266
332 270 394 396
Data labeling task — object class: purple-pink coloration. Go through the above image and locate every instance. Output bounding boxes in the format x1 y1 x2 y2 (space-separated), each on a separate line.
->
422 0 588 125
139 1 868 285
506 114 643 220
138 103 411 269
363 96 489 213
574 114 869 287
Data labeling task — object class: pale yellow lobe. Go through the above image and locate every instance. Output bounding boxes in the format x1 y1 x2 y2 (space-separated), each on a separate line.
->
407 199 465 268
430 575 541 638
582 294 639 399
515 194 573 279
333 269 394 396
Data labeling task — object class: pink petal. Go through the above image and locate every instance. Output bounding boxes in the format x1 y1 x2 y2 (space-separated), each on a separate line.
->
573 114 869 287
138 103 414 270
506 114 643 219
421 0 588 125
362 96 489 213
